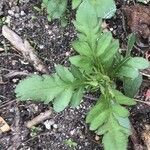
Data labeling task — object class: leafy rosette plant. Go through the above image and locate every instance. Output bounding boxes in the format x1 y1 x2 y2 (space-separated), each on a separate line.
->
42 0 116 26
16 0 149 149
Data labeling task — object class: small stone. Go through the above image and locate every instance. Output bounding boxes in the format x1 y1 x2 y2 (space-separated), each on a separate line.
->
53 124 58 129
8 10 14 16
38 45 44 49
70 129 75 135
65 52 70 56
14 13 19 18
95 135 100 141
48 30 52 35
5 16 11 24
44 119 55 130
109 28 113 31
20 10 25 16
80 135 84 139
12 78 19 83
45 25 49 29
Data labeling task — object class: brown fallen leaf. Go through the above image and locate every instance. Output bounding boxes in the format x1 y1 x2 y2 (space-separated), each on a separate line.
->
142 125 150 150
145 89 150 101
122 4 150 47
0 116 10 133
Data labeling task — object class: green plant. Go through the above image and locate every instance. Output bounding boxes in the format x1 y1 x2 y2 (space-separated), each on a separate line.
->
15 0 149 150
137 0 150 4
41 0 116 26
64 139 77 148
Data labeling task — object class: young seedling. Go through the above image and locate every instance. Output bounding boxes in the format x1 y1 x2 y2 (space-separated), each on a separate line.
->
15 0 149 149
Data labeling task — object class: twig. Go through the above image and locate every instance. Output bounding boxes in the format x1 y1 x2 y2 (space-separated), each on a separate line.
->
83 95 97 101
26 109 52 128
130 126 144 150
140 71 150 78
135 99 150 106
0 99 16 109
2 25 49 74
4 71 30 78
8 107 21 150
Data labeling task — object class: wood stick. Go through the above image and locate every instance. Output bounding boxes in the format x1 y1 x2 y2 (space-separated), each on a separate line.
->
2 25 49 74
26 109 52 128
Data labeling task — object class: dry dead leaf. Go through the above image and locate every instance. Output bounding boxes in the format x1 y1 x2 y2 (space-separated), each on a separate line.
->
0 116 10 133
142 125 150 150
145 89 150 101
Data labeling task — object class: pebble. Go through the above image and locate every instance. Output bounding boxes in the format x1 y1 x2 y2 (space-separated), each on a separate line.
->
44 119 55 130
5 16 11 24
109 28 113 31
95 135 100 141
65 51 70 56
14 13 19 18
20 10 25 16
70 129 76 135
12 78 19 83
8 10 14 16
53 124 58 129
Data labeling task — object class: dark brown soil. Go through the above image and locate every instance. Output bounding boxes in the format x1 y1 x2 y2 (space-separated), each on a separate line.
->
0 0 150 150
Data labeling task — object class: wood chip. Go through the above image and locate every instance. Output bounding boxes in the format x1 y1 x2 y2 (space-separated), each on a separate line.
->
0 47 4 52
0 116 10 132
26 109 52 128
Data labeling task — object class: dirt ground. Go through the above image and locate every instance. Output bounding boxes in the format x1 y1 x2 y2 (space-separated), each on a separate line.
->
0 0 150 150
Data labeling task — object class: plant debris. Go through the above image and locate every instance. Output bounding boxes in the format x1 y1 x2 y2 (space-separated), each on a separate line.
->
122 4 150 48
0 117 10 133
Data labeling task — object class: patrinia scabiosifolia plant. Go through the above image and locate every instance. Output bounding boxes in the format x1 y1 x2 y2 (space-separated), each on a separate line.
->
42 0 116 26
15 1 149 149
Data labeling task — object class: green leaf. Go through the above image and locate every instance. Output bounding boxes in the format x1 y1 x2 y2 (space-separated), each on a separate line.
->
113 89 136 105
90 0 116 19
90 110 109 130
70 65 83 79
15 65 86 111
86 99 106 123
70 87 84 108
126 33 136 57
55 64 74 82
44 0 67 23
72 0 82 9
96 124 108 135
15 75 64 102
103 130 128 150
112 104 129 117
118 66 139 79
137 0 150 4
126 57 150 70
69 55 93 73
101 39 119 63
74 0 100 50
102 115 129 150
123 74 142 98
72 40 92 57
96 32 112 56
53 87 74 112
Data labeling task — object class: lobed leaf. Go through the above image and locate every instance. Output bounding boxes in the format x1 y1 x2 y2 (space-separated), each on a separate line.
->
126 57 150 70
15 66 86 112
112 89 136 105
53 87 74 112
70 87 84 108
123 74 142 98
72 0 82 9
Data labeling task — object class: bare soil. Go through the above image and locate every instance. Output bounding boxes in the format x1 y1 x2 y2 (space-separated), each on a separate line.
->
0 0 150 150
